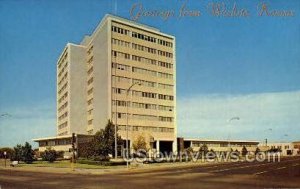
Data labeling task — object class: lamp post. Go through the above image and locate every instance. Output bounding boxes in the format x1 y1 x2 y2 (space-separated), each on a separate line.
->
4 151 7 168
264 128 272 146
126 82 141 168
112 61 124 159
227 117 240 150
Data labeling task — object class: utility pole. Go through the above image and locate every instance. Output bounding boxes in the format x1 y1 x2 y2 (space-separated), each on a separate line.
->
4 151 7 168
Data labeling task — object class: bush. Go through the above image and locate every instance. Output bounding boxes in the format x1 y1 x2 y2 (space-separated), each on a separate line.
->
41 149 57 163
56 151 65 158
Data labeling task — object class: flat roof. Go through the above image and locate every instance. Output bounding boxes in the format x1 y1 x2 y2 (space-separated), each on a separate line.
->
33 134 92 142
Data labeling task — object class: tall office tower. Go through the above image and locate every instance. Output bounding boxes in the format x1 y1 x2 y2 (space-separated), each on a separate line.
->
56 14 176 152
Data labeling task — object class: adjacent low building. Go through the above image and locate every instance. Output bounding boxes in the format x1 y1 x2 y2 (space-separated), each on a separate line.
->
33 134 94 158
262 142 299 156
178 138 260 153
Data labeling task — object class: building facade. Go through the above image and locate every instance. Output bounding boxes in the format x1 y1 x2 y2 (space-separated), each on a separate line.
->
263 142 299 156
181 138 260 153
44 14 177 153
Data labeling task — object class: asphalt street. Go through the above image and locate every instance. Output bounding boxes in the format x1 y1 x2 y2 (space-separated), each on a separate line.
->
0 156 299 189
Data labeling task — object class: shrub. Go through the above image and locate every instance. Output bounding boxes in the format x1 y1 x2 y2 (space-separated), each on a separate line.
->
242 146 248 156
41 149 57 163
76 159 126 166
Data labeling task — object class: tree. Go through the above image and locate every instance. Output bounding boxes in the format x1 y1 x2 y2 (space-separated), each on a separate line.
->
41 149 57 162
241 146 248 156
11 144 23 162
132 135 148 152
91 120 123 159
11 142 34 163
21 142 34 163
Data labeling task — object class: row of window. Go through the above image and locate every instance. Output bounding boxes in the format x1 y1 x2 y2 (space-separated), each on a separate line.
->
111 25 129 35
58 131 68 136
87 98 93 106
112 66 174 90
87 108 93 115
132 66 173 79
112 62 131 71
132 78 156 88
113 88 174 101
132 55 156 65
132 43 156 54
112 38 173 59
58 121 68 130
86 47 94 111
111 25 173 47
118 125 174 133
58 112 68 121
112 38 130 48
112 100 174 112
158 61 173 69
112 75 131 84
58 92 68 104
157 83 173 90
158 50 173 58
87 56 94 64
112 50 130 59
87 77 93 85
58 72 68 86
158 94 174 101
132 67 157 77
58 101 68 113
132 102 157 110
132 31 156 43
58 61 68 78
39 139 72 147
57 52 68 69
58 82 68 95
132 91 156 99
112 113 173 122
112 50 173 67
87 66 93 75
87 88 93 95
87 45 93 55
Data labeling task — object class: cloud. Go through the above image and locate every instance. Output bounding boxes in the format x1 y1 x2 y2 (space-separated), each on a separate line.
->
177 91 300 142
0 100 56 147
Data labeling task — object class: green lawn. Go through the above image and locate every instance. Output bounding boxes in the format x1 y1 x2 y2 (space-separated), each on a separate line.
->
0 159 122 169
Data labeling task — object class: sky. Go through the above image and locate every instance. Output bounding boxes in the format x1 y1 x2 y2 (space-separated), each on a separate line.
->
0 0 300 147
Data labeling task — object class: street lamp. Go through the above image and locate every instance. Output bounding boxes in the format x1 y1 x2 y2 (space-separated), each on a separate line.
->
264 128 272 146
126 82 141 168
227 117 240 150
112 61 125 159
